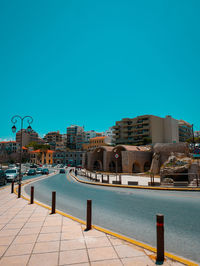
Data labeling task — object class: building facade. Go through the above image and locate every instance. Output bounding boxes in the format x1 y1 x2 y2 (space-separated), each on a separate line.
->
43 131 66 150
113 115 180 145
83 136 111 151
84 145 152 173
16 129 42 146
30 149 54 165
0 141 19 153
53 150 85 166
178 120 192 142
66 125 84 150
103 127 115 145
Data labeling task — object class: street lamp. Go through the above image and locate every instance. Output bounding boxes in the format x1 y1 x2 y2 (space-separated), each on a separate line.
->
11 115 33 198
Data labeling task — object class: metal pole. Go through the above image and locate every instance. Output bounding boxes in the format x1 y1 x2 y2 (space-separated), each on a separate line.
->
116 158 117 182
51 191 56 214
156 214 164 263
86 200 92 231
18 183 21 198
11 181 14 193
30 186 34 204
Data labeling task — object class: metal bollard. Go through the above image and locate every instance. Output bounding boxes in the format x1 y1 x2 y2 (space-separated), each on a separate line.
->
30 186 34 204
107 174 109 183
101 174 103 183
51 191 56 214
86 200 92 231
156 214 164 262
18 183 21 198
119 174 122 184
11 181 14 193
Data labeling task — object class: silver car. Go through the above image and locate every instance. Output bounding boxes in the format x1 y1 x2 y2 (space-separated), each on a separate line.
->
5 169 19 182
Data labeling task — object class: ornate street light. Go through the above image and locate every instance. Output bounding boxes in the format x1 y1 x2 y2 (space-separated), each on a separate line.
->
11 115 33 198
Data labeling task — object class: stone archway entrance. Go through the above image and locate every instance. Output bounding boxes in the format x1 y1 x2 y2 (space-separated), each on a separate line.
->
93 160 103 171
132 162 140 173
109 161 116 172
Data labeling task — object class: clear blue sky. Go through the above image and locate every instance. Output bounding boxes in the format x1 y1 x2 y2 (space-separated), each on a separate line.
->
0 0 200 139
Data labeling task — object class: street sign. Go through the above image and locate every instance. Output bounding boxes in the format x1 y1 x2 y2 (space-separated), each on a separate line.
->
115 153 119 159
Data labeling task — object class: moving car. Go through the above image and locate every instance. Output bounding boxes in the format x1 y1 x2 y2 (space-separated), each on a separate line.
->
5 169 19 182
59 169 65 174
0 170 7 186
42 168 49 175
27 169 37 176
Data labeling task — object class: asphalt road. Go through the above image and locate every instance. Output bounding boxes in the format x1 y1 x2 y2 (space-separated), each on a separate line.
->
24 170 200 263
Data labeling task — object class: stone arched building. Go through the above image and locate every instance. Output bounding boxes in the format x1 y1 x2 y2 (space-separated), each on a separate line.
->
84 145 152 173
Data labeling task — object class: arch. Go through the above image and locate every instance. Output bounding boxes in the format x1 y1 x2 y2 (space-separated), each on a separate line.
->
132 162 141 173
109 161 116 172
93 160 103 171
144 161 151 172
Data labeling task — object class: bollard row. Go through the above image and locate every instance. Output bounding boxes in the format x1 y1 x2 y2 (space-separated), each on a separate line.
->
10 182 165 261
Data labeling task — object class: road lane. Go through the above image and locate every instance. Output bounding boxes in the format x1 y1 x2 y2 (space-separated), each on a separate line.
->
24 170 200 263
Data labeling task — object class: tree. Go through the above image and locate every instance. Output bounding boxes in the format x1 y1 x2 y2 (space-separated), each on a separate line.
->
26 142 50 151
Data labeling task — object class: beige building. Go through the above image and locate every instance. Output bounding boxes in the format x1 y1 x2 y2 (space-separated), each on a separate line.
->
30 149 54 165
83 136 111 151
16 129 42 146
113 115 180 145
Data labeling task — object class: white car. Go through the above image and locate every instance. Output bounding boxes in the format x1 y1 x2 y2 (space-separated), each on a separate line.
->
5 169 19 182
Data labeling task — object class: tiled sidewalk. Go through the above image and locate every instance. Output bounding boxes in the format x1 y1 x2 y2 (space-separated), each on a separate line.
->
0 186 183 266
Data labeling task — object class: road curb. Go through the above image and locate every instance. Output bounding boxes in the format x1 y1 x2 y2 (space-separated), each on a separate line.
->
72 171 200 191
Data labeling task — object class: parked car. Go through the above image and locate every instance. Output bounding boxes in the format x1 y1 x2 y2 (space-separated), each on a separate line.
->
30 164 37 168
42 168 49 175
8 164 16 168
36 168 43 174
0 170 7 186
27 169 37 176
5 169 19 182
59 169 65 174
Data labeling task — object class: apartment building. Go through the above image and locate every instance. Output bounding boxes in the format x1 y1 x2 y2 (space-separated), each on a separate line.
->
43 131 66 150
66 125 84 150
44 131 62 143
113 115 179 145
0 141 19 154
16 129 42 146
178 120 192 142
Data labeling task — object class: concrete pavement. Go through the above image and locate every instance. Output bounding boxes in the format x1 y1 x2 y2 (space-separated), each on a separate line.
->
0 184 189 266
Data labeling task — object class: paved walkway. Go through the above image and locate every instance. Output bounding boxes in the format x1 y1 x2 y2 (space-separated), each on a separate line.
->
0 185 184 266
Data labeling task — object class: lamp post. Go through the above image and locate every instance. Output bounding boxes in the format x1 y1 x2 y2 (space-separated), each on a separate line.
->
11 115 33 198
